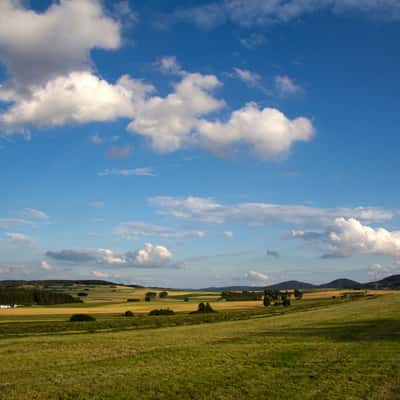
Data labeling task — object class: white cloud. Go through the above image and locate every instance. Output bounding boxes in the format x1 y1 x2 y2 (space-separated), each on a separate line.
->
40 260 52 271
233 67 263 88
116 221 205 240
275 75 302 96
0 0 121 85
197 102 314 157
170 0 400 30
224 231 234 238
23 208 48 220
156 56 185 75
98 167 155 177
130 243 173 268
150 196 394 226
91 270 109 279
3 232 34 246
245 270 270 283
127 72 225 152
115 221 206 240
292 217 400 258
45 244 178 269
1 72 146 128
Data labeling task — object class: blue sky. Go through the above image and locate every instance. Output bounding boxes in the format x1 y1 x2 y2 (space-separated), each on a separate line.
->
1 0 400 287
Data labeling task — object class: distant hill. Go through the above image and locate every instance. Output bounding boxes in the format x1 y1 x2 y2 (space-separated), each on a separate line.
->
318 279 361 289
199 275 400 292
266 280 316 290
200 280 316 292
365 274 400 289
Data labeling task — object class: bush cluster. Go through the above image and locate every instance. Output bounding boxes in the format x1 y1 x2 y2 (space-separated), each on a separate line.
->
148 309 175 316
190 302 216 314
124 310 134 317
69 314 96 322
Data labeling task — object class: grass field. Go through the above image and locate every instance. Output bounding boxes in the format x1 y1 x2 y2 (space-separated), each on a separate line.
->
0 288 399 399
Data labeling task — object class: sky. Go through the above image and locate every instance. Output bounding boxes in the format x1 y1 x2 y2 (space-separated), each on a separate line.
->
1 0 400 288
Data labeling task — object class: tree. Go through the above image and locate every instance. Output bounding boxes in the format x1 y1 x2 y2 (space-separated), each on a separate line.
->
294 289 303 299
124 310 134 317
145 291 157 301
283 298 291 307
263 296 271 307
159 291 168 299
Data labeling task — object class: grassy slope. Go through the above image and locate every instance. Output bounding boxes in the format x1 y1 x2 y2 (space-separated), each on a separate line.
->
0 294 399 399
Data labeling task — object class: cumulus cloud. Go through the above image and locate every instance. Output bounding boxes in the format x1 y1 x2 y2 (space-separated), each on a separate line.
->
22 208 48 220
150 196 393 226
1 72 146 128
0 0 121 85
224 231 234 238
292 217 400 258
129 243 174 268
45 243 179 269
168 0 400 30
275 75 302 96
98 167 155 177
127 72 225 152
106 144 131 159
116 221 205 240
197 102 314 157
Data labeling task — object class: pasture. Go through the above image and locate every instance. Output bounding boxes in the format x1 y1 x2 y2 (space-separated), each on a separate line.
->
0 284 399 399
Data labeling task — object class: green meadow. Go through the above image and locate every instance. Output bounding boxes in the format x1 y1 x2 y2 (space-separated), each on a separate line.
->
0 290 399 399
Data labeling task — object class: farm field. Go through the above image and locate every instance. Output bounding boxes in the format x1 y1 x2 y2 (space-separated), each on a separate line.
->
0 289 399 399
0 283 390 318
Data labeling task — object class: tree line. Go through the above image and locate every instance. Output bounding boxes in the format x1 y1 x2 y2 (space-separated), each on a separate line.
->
0 288 81 305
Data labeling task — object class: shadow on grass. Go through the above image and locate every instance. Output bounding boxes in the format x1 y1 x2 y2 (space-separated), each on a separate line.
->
251 319 400 343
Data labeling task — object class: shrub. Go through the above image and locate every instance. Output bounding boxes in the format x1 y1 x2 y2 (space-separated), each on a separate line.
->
191 302 216 314
124 310 134 317
145 292 157 302
69 314 96 322
159 291 168 299
148 309 175 316
294 289 303 299
77 292 88 297
283 298 291 307
127 298 140 302
263 296 271 307
184 297 189 302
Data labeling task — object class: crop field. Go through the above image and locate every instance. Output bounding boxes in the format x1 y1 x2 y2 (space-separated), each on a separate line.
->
0 286 399 399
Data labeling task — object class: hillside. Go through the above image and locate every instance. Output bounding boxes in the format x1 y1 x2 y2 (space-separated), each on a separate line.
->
318 279 361 289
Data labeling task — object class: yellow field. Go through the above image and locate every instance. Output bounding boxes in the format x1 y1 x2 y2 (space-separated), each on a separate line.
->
0 284 396 318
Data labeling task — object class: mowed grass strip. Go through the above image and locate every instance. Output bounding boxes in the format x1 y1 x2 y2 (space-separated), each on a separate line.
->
0 294 399 399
